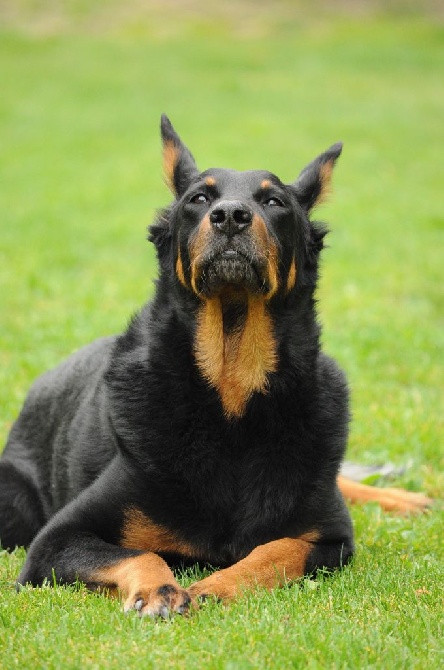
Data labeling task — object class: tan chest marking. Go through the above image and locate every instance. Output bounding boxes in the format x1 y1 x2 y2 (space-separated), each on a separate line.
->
194 293 277 418
121 507 198 557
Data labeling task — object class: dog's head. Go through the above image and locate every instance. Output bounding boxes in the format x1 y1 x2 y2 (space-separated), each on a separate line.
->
152 114 341 303
150 116 342 418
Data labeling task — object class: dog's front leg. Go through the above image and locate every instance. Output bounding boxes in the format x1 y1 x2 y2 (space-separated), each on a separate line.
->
19 531 191 618
189 532 347 601
18 525 192 618
89 551 192 617
16 460 192 618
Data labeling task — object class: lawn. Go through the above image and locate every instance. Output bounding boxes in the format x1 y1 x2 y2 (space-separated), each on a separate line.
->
0 2 443 668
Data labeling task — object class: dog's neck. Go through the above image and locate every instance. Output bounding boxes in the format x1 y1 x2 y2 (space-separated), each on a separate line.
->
193 289 277 419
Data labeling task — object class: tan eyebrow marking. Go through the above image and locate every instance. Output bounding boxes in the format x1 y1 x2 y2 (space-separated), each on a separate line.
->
261 179 271 189
205 176 216 187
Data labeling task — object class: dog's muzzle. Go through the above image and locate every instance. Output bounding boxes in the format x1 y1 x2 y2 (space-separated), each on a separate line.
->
191 201 271 297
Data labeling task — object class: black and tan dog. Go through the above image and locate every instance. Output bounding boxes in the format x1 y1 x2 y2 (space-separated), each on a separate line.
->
0 117 430 617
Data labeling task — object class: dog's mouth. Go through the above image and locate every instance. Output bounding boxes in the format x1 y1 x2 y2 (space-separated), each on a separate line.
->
197 249 266 296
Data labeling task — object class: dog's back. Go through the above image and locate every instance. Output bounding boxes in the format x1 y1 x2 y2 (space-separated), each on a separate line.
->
0 336 116 547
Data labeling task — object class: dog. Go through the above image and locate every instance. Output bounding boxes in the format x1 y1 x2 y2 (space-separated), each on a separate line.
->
0 116 430 617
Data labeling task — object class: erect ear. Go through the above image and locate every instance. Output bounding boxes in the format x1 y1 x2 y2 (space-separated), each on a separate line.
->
292 142 343 212
160 114 199 197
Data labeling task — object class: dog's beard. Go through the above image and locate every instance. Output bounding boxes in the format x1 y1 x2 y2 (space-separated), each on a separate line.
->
198 251 266 297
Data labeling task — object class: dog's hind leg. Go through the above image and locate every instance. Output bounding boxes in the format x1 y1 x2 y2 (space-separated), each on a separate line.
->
337 475 432 514
0 459 46 550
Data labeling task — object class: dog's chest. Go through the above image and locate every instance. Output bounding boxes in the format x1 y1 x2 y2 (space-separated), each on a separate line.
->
172 423 305 553
137 384 313 560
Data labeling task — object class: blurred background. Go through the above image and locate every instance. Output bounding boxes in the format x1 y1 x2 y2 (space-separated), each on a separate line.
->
0 1 442 489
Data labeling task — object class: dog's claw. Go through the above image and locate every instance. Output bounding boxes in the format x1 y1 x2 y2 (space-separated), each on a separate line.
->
124 584 192 618
159 605 169 619
134 598 144 612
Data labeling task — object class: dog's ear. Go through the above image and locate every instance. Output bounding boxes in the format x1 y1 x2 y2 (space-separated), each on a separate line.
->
161 115 199 197
292 143 343 212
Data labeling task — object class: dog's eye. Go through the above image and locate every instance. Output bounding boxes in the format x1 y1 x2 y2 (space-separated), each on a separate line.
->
264 197 284 207
190 193 209 205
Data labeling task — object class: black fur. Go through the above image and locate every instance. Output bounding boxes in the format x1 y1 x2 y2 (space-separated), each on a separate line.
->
0 117 353 596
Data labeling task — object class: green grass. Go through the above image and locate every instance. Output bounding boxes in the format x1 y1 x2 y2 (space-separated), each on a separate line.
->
0 3 443 668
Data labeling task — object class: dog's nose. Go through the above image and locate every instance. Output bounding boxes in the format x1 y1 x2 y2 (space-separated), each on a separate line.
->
209 201 253 236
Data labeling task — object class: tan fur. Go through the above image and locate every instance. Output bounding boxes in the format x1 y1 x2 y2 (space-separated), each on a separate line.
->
190 215 212 294
316 160 334 205
163 140 180 193
250 214 279 300
205 176 216 186
337 476 432 514
189 533 319 600
194 293 277 418
286 257 297 292
92 553 188 614
265 241 279 300
175 247 187 288
121 507 198 557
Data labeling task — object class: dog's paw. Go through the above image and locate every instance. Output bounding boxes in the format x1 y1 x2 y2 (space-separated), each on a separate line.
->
376 487 433 514
124 583 192 618
188 572 236 602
